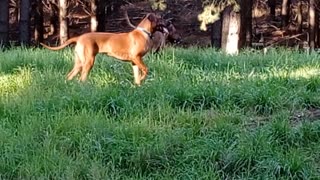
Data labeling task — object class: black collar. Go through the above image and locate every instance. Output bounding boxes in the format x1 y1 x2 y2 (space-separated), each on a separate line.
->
137 27 152 39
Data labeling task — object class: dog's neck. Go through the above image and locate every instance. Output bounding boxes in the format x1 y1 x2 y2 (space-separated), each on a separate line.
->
136 27 152 39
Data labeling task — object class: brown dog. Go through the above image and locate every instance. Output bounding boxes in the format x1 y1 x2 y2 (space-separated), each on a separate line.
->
125 11 181 53
41 13 164 85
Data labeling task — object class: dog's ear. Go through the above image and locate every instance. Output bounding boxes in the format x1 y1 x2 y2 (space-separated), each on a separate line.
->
147 14 155 22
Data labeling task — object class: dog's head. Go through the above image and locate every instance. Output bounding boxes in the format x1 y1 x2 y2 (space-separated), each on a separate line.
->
144 13 181 44
145 13 166 33
165 20 181 44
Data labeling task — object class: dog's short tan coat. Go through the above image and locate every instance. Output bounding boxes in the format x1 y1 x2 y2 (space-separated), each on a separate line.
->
41 13 163 85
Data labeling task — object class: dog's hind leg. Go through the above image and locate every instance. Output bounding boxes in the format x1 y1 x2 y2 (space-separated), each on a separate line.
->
79 54 96 82
67 52 83 80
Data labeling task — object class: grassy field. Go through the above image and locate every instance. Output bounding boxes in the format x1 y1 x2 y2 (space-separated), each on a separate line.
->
0 46 320 179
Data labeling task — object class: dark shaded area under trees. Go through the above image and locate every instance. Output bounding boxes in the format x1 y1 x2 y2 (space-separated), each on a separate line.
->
0 0 319 52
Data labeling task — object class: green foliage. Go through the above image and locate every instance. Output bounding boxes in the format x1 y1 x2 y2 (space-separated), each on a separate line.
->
0 47 320 179
198 0 239 30
150 0 167 10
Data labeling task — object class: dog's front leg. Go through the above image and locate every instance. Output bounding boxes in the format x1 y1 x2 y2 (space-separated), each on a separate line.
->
132 64 141 85
132 58 148 85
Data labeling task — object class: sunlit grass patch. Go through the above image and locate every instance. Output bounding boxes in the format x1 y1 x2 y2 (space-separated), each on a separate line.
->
0 67 32 96
289 67 320 79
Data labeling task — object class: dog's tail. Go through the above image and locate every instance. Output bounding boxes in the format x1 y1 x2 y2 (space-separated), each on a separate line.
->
124 10 137 29
40 36 79 50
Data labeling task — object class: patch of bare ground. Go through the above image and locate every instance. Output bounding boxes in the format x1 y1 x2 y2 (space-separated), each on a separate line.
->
291 107 320 125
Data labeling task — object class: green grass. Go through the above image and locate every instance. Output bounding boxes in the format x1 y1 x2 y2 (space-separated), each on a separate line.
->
0 46 320 179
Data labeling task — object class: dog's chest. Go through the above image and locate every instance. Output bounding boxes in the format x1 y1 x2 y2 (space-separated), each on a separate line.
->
131 37 151 56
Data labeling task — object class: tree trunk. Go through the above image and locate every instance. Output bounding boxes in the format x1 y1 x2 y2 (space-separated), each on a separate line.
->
296 1 303 33
48 1 58 36
267 0 276 19
106 3 112 27
97 0 106 32
90 0 98 32
0 0 9 46
314 2 320 48
20 0 31 45
317 4 320 48
59 0 68 44
281 0 291 28
221 6 241 55
239 0 252 48
34 0 44 44
309 0 316 51
12 0 20 25
211 17 222 49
